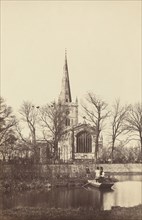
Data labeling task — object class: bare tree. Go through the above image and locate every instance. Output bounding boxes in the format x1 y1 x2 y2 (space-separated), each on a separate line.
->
109 99 129 163
126 103 142 161
39 101 68 163
82 92 109 162
15 123 35 158
19 101 40 162
0 97 17 159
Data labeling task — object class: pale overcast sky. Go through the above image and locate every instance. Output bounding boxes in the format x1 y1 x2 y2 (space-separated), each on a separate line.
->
1 1 141 113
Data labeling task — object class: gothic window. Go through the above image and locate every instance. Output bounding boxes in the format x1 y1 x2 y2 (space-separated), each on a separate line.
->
65 118 70 126
76 131 92 153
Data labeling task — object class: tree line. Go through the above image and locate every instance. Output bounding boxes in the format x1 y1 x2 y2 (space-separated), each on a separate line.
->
0 93 141 164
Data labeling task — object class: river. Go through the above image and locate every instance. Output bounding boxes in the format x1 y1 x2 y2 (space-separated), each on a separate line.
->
0 174 142 211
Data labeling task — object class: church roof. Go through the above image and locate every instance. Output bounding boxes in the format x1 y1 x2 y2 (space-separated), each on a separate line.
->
62 122 96 134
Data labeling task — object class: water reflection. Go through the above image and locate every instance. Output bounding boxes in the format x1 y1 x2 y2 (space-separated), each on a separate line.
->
0 175 142 211
0 188 102 210
114 174 142 182
103 181 142 209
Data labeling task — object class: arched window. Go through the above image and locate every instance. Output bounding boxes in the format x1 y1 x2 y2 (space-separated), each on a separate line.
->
76 131 92 153
65 118 70 126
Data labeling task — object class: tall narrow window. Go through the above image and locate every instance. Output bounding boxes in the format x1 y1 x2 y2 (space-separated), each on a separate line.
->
76 131 92 153
65 118 70 126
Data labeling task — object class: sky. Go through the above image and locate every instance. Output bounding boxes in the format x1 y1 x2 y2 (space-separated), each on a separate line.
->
1 1 141 116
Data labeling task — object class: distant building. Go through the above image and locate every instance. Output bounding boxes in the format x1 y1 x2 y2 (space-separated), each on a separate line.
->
40 51 103 163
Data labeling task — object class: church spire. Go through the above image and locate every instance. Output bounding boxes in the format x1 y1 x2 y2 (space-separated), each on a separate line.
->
65 48 67 62
59 50 72 103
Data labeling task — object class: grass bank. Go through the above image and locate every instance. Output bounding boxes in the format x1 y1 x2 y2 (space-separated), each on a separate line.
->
0 205 142 220
0 177 88 193
0 175 119 193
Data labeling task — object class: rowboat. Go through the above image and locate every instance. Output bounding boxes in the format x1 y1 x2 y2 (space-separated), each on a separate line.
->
88 179 114 189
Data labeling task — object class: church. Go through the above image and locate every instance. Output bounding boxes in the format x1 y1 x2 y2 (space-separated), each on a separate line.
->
40 52 101 163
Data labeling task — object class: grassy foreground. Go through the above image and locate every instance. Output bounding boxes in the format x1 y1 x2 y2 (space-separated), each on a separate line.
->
0 205 142 220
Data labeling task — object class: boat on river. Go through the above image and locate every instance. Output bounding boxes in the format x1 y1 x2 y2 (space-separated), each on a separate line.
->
88 179 114 189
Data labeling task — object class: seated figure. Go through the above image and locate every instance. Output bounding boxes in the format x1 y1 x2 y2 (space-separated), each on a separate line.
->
95 166 100 182
98 167 105 183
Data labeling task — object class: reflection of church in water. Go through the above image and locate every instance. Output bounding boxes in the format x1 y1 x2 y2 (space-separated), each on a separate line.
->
40 52 103 163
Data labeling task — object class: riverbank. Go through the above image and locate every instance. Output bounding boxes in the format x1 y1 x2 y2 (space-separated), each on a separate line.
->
0 177 88 193
1 163 142 181
0 204 142 220
0 175 119 193
0 163 141 193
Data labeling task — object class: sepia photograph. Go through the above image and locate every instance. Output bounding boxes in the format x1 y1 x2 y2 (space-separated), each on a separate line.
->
0 0 142 220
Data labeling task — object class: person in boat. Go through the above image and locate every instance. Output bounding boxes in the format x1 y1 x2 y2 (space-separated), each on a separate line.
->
98 166 105 183
86 166 90 178
95 166 100 182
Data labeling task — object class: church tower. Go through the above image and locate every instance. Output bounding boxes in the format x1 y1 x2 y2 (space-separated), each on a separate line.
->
59 50 78 126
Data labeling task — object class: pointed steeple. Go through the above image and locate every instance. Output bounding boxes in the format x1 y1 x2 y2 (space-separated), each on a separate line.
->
59 50 72 103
